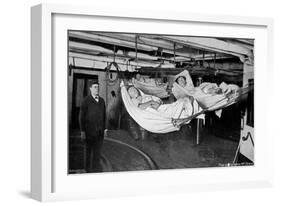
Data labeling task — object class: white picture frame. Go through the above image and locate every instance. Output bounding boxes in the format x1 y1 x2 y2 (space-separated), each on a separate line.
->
31 3 274 202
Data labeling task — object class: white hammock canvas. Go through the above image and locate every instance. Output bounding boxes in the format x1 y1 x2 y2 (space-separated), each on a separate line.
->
172 70 240 111
121 85 201 133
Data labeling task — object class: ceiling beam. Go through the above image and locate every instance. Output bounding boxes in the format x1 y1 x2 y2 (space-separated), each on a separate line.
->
221 39 254 50
69 51 160 68
159 36 252 62
82 32 193 59
69 41 114 54
192 53 233 61
164 36 251 55
69 41 163 62
93 32 182 51
69 31 157 51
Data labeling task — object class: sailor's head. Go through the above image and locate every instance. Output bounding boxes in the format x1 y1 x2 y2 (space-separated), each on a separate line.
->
175 76 187 87
127 86 140 98
135 73 141 81
89 80 99 97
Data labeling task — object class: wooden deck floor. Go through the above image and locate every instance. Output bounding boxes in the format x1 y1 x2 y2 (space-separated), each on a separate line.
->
69 125 239 173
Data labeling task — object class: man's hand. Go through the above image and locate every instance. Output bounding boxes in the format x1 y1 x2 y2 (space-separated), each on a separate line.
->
120 80 124 87
81 131 86 141
150 101 160 110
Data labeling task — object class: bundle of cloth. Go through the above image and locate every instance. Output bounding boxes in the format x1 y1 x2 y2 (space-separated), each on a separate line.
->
172 70 240 116
121 81 202 133
132 76 169 99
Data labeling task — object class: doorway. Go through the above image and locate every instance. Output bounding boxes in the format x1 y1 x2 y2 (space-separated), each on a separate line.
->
70 73 98 131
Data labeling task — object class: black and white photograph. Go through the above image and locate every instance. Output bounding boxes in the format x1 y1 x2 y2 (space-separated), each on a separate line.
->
67 31 254 174
2 0 280 204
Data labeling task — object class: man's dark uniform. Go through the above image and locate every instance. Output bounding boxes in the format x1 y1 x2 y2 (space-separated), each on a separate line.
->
79 94 106 172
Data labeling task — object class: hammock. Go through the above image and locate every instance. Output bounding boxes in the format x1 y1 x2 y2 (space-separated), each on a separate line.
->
172 83 239 111
121 82 251 133
172 85 252 127
121 68 253 133
121 83 202 133
172 70 241 111
132 79 169 98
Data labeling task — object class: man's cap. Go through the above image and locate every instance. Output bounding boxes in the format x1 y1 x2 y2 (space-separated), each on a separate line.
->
89 79 99 86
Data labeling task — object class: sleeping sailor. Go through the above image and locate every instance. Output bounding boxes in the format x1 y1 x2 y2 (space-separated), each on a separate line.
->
127 85 200 119
174 72 239 97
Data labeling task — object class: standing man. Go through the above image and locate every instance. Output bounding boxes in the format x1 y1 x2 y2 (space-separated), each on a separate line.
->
79 80 106 173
